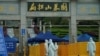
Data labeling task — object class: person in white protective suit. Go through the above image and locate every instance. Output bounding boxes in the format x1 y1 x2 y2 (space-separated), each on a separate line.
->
44 39 49 56
54 42 58 56
87 37 96 56
48 39 56 56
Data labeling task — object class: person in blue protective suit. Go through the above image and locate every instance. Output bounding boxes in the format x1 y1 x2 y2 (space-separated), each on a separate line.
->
3 26 8 37
44 39 49 56
48 39 56 56
87 37 96 56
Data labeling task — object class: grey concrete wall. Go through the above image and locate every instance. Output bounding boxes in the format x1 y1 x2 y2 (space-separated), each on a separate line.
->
0 0 18 2
77 0 99 3
27 12 70 17
0 15 20 20
28 0 70 2
77 16 100 20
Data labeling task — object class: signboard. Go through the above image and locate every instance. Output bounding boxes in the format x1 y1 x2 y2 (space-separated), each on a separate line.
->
0 26 8 56
0 2 19 14
77 3 100 15
21 29 26 36
28 2 69 11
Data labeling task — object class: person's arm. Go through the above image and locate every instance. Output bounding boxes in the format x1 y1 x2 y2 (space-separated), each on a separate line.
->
55 42 58 50
87 42 89 52
51 42 56 50
93 42 96 52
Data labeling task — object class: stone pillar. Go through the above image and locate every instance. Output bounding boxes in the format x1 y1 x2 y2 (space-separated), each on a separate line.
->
99 1 100 42
43 24 46 33
69 0 77 43
39 20 42 31
19 0 27 56
98 21 100 42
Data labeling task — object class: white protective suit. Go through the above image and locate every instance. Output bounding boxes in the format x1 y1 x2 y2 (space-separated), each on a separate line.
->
54 42 58 56
44 39 49 56
87 38 96 56
48 39 56 56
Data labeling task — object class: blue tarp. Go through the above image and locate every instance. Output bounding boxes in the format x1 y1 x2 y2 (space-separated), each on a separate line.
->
28 32 44 43
0 26 8 56
28 31 67 43
62 35 69 42
77 33 92 42
62 33 92 42
42 31 67 42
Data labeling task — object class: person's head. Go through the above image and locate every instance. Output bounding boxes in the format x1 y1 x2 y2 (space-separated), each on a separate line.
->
45 39 48 43
55 42 57 45
49 39 53 43
34 26 40 34
3 26 7 36
55 42 58 49
89 37 94 42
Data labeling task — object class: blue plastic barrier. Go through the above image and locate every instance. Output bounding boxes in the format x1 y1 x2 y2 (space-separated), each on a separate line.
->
0 26 8 56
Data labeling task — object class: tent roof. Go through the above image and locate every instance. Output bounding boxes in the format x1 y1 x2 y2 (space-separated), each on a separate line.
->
77 33 92 42
62 35 69 41
62 33 92 42
28 31 67 43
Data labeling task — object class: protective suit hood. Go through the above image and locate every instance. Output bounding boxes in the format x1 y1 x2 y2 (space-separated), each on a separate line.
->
45 39 48 43
49 39 53 43
89 37 94 42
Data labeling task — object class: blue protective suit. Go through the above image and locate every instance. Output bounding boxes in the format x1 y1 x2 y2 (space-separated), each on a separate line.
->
87 38 96 56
